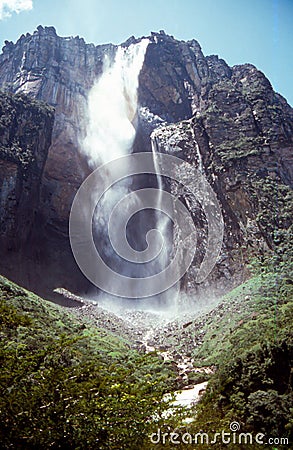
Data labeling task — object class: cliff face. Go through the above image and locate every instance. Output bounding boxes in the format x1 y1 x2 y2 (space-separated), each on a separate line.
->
0 27 115 296
0 27 292 298
1 26 114 232
0 91 54 287
141 42 293 292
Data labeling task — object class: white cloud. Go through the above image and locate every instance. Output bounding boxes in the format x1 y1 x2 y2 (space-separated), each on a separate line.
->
0 0 33 20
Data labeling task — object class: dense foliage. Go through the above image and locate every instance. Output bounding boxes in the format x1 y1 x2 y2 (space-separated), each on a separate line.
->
0 277 178 449
187 240 293 448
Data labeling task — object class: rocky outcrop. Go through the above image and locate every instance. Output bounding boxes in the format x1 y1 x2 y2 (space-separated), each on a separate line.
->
0 27 292 298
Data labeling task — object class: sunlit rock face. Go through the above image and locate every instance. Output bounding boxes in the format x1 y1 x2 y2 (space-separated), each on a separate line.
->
0 27 292 299
0 26 114 232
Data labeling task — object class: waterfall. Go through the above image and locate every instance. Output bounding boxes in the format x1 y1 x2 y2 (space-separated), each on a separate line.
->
72 39 223 307
83 39 149 167
190 125 203 172
80 39 174 304
195 142 203 172
151 136 170 270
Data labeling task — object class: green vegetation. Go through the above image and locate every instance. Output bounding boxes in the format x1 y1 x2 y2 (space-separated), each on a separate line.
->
186 246 293 448
251 177 293 250
150 259 292 449
0 276 179 449
0 161 291 448
0 256 292 449
215 136 264 162
149 187 292 449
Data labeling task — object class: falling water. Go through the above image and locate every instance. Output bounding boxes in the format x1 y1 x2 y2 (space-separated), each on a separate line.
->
151 136 170 269
73 38 224 312
83 39 149 166
81 39 173 305
190 125 203 172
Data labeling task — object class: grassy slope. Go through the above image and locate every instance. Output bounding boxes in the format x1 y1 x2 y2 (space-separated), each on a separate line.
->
0 269 292 449
153 269 292 449
0 274 130 358
193 273 292 366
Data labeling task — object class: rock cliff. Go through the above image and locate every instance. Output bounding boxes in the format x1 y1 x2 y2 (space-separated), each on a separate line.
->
0 27 292 299
0 27 115 296
142 47 293 293
0 91 54 290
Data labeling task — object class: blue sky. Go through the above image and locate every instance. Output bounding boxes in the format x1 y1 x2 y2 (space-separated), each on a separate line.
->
0 0 292 105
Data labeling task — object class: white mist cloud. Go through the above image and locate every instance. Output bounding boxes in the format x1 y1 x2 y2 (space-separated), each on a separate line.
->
0 0 33 20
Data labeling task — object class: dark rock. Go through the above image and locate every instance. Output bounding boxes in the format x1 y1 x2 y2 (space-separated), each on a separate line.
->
0 91 54 293
183 321 193 329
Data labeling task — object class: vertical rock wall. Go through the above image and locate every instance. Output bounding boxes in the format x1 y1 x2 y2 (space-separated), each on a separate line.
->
0 28 292 299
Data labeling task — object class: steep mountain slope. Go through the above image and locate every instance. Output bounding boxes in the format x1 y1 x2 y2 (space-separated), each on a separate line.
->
0 27 292 301
149 61 293 293
0 27 292 449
